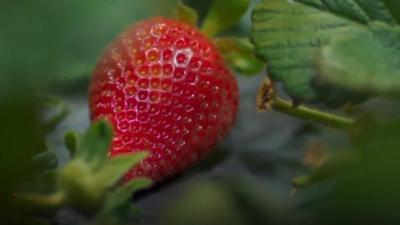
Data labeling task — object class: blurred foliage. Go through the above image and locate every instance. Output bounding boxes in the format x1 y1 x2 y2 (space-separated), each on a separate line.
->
0 0 174 92
0 77 50 224
0 0 249 94
161 179 294 225
158 115 400 225
292 117 400 225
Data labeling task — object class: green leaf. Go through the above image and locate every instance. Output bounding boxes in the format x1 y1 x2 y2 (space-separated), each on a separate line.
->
31 151 58 173
250 0 400 105
215 37 265 76
354 0 397 24
76 120 113 170
103 178 152 212
95 178 152 224
176 0 198 26
64 131 81 157
293 0 396 24
317 22 400 96
251 0 356 102
94 152 149 187
202 0 250 36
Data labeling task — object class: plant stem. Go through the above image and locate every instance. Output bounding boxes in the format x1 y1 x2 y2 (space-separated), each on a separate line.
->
292 175 312 188
272 97 354 130
19 192 65 208
257 78 355 130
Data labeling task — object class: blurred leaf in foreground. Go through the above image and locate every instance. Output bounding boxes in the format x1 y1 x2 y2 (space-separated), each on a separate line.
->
0 0 174 93
161 179 295 225
294 117 400 225
0 76 48 224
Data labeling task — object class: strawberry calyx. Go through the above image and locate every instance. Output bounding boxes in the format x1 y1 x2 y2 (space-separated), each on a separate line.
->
18 120 151 215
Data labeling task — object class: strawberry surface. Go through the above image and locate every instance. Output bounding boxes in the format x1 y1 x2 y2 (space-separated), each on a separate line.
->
89 17 238 182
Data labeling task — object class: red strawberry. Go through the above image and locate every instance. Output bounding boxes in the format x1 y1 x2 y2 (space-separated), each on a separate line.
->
89 17 238 182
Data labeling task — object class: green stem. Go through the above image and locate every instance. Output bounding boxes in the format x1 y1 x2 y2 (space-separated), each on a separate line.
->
19 192 65 208
272 97 354 130
292 175 312 188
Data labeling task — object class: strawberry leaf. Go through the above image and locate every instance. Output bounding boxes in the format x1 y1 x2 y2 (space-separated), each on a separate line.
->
383 0 400 24
202 0 250 36
94 152 149 187
76 120 113 170
317 22 400 96
251 0 400 106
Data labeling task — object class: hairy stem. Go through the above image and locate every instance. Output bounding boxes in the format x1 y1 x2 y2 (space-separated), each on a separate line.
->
19 192 65 208
257 78 355 130
272 97 354 130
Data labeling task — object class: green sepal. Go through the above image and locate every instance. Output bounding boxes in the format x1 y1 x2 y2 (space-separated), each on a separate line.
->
54 119 150 212
176 0 198 26
101 178 152 213
57 160 103 211
202 0 250 36
94 178 152 225
76 120 113 170
64 131 81 157
215 37 264 76
94 151 149 188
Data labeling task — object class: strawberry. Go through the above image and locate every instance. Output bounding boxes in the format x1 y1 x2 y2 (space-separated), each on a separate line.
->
89 17 238 182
